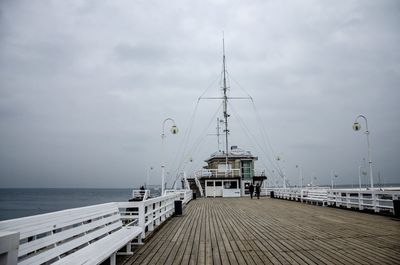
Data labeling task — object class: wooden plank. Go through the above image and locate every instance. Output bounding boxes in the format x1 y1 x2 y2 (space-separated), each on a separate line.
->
123 197 400 265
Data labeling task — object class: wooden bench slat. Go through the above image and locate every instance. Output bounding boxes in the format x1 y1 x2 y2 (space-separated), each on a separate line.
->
18 221 122 265
0 203 118 238
0 202 147 265
53 226 142 265
19 213 121 256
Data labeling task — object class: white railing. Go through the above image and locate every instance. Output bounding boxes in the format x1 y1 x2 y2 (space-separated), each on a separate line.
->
326 189 400 213
165 189 193 205
264 187 400 215
117 191 192 238
194 168 266 179
0 192 193 264
194 169 242 178
132 189 150 200
194 176 204 197
0 203 143 265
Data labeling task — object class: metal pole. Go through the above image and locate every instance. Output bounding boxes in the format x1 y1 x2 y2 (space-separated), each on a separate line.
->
161 118 178 196
354 115 374 189
330 170 334 189
300 166 303 189
296 165 303 189
161 132 165 196
358 165 362 190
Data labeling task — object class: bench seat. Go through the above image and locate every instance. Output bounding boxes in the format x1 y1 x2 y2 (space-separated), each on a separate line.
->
53 226 142 265
0 202 142 265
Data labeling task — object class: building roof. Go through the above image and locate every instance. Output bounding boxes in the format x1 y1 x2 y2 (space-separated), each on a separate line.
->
205 146 258 163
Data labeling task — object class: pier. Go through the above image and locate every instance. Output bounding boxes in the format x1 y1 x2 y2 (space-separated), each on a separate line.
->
123 197 400 265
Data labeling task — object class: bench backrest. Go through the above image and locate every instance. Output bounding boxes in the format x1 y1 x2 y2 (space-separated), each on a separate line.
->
0 202 123 265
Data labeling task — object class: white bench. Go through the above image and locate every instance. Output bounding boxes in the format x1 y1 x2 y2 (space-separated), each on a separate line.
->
0 202 142 265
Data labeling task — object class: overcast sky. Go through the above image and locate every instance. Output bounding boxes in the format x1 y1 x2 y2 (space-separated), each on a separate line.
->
0 0 399 188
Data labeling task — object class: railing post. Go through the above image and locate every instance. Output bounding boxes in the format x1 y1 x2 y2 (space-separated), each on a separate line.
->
138 202 146 238
0 231 19 265
373 191 378 212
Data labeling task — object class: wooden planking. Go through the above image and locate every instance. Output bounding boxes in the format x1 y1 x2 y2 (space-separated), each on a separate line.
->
123 198 400 265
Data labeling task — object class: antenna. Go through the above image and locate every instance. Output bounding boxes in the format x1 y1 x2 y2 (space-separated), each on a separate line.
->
206 118 222 152
222 35 229 176
197 36 252 176
217 118 221 151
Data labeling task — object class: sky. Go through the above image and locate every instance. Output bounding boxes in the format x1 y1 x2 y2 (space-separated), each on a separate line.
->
0 0 399 188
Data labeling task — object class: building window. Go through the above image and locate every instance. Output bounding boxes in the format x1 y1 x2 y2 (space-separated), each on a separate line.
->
224 181 238 189
241 161 252 179
206 181 213 187
217 163 231 172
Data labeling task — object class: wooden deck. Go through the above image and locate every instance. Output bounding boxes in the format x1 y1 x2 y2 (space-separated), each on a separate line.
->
123 197 400 265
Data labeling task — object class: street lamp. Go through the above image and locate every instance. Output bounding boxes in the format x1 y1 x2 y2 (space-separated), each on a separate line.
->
330 170 338 189
358 165 364 190
146 166 153 189
161 118 178 195
353 115 374 189
276 156 287 189
296 165 303 189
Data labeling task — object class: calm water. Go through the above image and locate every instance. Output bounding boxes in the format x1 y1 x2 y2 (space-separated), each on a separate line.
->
0 188 135 221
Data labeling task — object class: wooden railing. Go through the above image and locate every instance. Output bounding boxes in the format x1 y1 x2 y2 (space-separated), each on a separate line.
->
326 189 400 213
0 190 193 264
0 203 143 265
263 187 400 215
117 190 192 238
132 189 150 200
194 176 204 197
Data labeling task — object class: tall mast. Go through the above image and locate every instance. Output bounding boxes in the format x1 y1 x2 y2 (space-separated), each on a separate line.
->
216 118 221 152
222 37 229 176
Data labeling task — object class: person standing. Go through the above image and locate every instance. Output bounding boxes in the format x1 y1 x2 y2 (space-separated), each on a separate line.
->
249 183 254 199
255 184 261 199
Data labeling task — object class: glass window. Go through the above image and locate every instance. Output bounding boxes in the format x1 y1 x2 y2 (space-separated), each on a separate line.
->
217 163 231 172
215 181 222 186
206 181 213 187
242 161 252 179
223 181 237 189
230 181 237 189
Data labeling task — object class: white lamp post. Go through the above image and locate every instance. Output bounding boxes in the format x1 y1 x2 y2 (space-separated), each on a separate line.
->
353 115 374 189
146 166 153 189
358 165 363 190
161 118 178 196
296 165 303 189
330 170 338 189
276 156 286 189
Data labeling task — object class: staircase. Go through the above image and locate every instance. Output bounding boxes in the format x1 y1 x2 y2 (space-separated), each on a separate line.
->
187 177 204 198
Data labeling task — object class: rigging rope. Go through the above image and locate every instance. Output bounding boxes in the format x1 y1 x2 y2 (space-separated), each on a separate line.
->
228 74 285 178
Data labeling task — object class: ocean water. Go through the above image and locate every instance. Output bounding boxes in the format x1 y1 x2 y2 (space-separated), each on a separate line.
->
0 188 135 221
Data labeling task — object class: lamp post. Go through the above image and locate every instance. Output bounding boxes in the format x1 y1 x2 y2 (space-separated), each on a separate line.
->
330 170 338 189
296 165 303 189
146 166 153 189
358 165 363 190
161 118 178 196
276 156 286 189
353 115 374 189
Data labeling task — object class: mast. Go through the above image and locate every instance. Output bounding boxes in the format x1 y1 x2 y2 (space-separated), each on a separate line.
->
216 118 221 152
222 37 229 176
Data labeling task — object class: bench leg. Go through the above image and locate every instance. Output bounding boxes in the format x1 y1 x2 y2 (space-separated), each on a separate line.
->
110 252 116 265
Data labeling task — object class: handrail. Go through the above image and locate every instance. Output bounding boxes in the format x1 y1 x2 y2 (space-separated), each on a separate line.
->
132 189 150 200
194 176 204 197
118 190 193 238
264 187 400 215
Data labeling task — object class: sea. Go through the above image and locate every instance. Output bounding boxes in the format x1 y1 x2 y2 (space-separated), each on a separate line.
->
0 188 158 221
1 184 399 221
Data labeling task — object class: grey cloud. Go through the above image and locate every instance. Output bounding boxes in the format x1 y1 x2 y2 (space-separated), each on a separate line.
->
0 0 399 188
